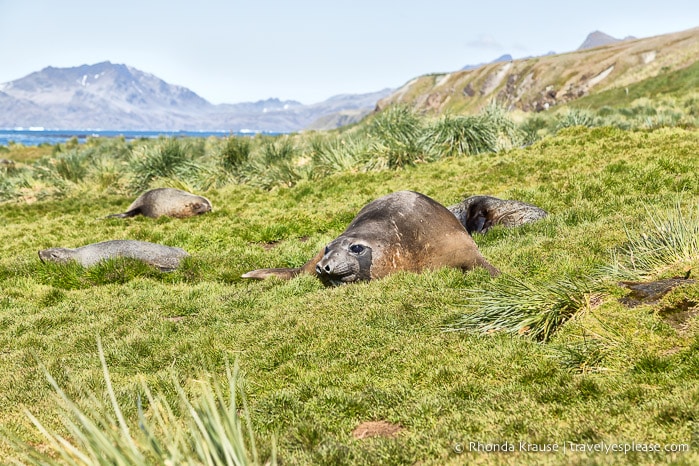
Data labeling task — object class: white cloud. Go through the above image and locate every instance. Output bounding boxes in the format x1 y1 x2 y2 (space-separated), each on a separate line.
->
465 34 503 49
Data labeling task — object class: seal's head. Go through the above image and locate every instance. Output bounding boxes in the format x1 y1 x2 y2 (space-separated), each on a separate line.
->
315 237 373 286
187 198 212 216
38 247 75 264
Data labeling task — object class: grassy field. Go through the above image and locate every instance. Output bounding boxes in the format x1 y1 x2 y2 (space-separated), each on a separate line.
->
1 126 699 464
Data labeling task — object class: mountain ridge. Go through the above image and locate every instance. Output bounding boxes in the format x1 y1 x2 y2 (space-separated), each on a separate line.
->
577 30 636 50
0 61 392 132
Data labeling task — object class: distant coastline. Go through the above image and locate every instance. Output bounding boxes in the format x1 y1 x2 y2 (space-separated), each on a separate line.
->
0 128 278 147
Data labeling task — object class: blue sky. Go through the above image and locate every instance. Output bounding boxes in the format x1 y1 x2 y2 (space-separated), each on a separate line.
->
1 0 697 104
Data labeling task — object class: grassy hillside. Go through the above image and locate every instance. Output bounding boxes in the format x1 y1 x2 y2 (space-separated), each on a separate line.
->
377 26 699 116
569 59 699 109
1 126 698 464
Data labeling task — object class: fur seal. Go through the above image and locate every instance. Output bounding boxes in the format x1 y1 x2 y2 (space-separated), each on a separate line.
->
107 188 212 219
39 240 189 271
242 190 499 285
447 195 547 234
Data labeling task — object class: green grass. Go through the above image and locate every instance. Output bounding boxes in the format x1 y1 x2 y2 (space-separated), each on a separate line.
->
3 338 272 465
571 60 699 109
1 126 699 464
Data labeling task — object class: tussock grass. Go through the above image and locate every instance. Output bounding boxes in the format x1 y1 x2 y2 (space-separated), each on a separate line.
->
3 339 273 465
608 200 699 279
451 273 594 341
424 113 498 157
364 104 430 168
128 139 205 192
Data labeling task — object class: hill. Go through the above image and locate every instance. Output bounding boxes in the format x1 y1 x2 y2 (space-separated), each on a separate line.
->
1 126 698 464
377 26 699 114
0 61 392 132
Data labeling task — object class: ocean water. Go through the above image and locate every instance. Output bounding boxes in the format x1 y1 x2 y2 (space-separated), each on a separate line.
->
0 129 264 146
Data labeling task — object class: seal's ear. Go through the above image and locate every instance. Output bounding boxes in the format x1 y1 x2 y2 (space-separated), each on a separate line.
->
241 267 301 280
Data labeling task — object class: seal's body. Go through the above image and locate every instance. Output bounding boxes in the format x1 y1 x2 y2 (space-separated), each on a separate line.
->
107 188 212 219
243 191 499 285
39 240 189 271
447 195 547 235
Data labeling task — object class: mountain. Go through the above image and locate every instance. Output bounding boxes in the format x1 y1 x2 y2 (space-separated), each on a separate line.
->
577 30 636 50
462 54 514 71
377 27 699 114
0 61 392 132
304 89 394 130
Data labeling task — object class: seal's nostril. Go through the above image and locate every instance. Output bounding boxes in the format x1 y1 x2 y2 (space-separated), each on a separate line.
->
324 264 331 272
315 265 322 275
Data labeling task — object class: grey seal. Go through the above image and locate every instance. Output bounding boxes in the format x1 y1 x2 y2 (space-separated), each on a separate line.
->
39 240 189 271
107 188 212 219
447 195 547 234
242 190 499 285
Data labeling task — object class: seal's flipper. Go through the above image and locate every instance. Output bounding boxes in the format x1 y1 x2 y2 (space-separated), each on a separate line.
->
242 249 325 281
241 267 303 280
105 208 142 219
472 257 501 277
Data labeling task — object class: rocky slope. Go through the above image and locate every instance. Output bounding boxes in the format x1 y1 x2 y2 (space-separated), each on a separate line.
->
377 27 699 114
0 62 392 132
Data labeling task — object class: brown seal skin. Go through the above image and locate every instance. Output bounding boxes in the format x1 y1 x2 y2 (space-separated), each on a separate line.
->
39 240 189 271
447 195 547 235
242 190 500 286
106 188 212 219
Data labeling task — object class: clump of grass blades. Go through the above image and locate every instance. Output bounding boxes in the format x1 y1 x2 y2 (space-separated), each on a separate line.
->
220 136 251 173
0 169 33 201
366 105 430 168
518 114 552 146
451 274 593 341
607 201 699 279
51 150 90 183
128 139 203 193
3 338 275 466
555 108 597 131
424 113 498 157
480 102 524 151
547 338 607 374
259 138 296 165
310 135 369 175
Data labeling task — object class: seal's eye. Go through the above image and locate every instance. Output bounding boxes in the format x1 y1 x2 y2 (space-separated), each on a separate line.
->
349 244 365 254
324 246 330 255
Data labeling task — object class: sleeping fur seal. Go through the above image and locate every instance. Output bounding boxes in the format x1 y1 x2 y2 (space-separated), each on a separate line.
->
39 240 189 271
448 195 547 234
107 188 212 219
242 191 499 285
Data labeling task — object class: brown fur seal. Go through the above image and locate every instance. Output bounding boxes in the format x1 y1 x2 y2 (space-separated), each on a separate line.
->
447 195 547 234
242 191 499 285
107 188 212 218
39 240 189 271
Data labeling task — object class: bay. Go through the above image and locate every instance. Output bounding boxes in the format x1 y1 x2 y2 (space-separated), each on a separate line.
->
0 129 270 147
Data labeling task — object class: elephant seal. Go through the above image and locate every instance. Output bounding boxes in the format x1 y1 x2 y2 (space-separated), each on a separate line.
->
242 191 499 285
447 195 547 234
39 240 189 271
107 188 212 219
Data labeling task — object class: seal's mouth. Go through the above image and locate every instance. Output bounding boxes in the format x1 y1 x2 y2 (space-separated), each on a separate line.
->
38 251 46 263
318 272 358 287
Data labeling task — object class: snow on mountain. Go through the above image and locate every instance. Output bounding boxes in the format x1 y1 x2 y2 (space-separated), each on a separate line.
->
0 62 391 131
